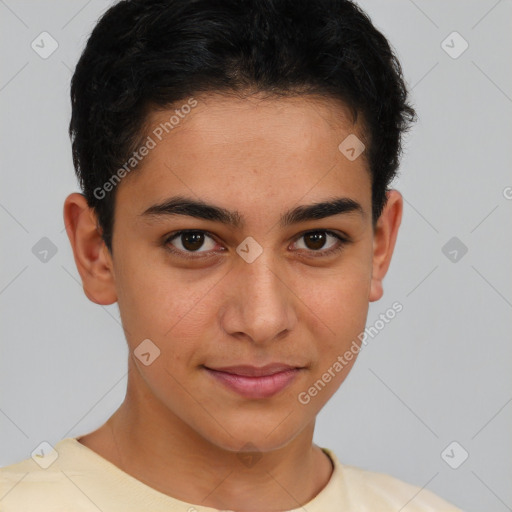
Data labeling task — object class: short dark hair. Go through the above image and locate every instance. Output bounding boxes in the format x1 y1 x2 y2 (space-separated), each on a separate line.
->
69 0 417 253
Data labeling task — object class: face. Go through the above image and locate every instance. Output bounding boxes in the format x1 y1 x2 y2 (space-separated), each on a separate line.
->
66 93 402 454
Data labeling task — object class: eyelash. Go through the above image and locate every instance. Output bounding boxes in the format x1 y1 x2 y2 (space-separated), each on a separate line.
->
162 229 350 260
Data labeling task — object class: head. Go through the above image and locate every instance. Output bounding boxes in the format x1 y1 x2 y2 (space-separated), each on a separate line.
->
64 0 416 454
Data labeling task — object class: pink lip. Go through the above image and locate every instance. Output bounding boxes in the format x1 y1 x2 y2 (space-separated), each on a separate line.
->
207 363 301 377
203 365 303 399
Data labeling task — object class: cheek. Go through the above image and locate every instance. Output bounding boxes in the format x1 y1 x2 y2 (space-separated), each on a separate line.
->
306 280 370 361
299 260 371 325
293 255 372 368
114 243 177 318
114 253 217 360
330 274 370 328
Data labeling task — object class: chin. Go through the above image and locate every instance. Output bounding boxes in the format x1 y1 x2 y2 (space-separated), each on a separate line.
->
204 420 304 455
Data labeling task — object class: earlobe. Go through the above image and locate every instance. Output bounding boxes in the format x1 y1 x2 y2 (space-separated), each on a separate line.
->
369 189 403 302
63 192 117 305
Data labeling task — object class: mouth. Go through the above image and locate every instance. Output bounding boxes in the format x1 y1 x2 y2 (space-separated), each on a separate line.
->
202 364 305 399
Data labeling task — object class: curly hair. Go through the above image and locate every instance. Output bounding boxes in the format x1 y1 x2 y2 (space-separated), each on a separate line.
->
69 0 417 252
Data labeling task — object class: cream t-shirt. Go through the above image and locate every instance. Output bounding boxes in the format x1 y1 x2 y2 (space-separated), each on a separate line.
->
0 438 463 511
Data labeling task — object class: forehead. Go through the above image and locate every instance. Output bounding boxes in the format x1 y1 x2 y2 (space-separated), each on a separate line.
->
146 93 364 153
116 93 371 216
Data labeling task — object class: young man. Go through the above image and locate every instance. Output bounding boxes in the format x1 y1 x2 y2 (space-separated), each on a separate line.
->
0 0 463 510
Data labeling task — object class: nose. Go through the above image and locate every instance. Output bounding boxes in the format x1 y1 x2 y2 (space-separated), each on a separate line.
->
219 253 297 345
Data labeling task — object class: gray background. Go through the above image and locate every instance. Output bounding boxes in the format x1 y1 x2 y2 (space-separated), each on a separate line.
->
1 1 511 511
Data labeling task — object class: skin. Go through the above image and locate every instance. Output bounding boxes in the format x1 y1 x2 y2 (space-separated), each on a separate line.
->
63 93 402 511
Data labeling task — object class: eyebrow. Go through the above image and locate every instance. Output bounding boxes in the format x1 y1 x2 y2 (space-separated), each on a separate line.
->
140 195 365 228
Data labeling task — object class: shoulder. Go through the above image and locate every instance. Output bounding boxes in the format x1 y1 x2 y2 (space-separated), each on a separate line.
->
323 448 464 511
0 439 100 510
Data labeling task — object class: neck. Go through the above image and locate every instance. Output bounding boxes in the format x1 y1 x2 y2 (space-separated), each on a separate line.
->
78 363 334 511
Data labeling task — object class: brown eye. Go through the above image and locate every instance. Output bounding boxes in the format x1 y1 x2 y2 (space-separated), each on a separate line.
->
303 232 328 250
166 231 218 253
292 230 347 256
181 232 205 251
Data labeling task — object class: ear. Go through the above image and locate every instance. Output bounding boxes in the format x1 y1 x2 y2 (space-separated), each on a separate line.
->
63 192 117 305
369 189 403 302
